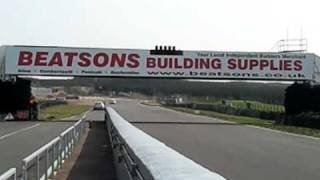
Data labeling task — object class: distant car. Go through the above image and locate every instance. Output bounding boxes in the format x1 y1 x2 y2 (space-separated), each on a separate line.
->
93 102 105 110
109 99 117 104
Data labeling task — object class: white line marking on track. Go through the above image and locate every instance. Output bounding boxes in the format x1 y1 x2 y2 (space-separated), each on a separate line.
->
246 125 320 140
139 102 320 140
0 123 40 140
139 102 230 123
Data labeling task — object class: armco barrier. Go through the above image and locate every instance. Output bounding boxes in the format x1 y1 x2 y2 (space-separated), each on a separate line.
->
0 168 16 180
105 107 226 180
21 114 87 180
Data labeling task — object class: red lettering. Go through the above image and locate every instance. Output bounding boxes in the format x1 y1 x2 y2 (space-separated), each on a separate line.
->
294 60 302 71
194 59 199 69
48 52 63 66
270 60 278 70
127 54 140 68
146 57 156 68
238 59 248 70
93 53 108 67
184 58 193 68
260 60 269 70
78 53 91 67
35 52 48 66
211 58 221 69
64 52 78 66
227 59 236 69
111 53 126 67
158 58 167 69
18 51 33 65
199 58 210 69
283 60 292 71
169 58 173 68
249 59 258 69
174 58 182 69
279 60 283 70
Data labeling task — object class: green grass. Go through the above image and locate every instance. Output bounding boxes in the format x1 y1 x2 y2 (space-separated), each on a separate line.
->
171 107 320 138
39 104 91 120
191 98 285 112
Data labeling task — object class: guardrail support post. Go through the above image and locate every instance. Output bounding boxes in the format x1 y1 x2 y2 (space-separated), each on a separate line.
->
72 127 75 151
65 133 69 158
22 160 27 180
69 130 72 155
36 155 40 180
45 149 49 179
130 163 138 177
53 142 56 173
69 131 72 155
58 135 63 169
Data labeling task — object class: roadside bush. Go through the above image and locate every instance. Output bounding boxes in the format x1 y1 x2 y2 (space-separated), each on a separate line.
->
0 78 31 113
287 112 320 129
284 82 312 115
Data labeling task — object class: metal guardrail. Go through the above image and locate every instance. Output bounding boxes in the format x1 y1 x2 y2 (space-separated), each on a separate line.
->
0 168 16 180
107 122 145 180
105 107 226 180
20 114 87 180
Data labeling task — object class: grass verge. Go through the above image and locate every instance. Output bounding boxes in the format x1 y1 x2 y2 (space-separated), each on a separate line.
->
171 107 320 138
192 99 284 112
39 104 91 120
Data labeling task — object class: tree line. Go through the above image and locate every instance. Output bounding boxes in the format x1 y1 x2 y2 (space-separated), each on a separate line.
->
0 78 31 113
34 77 289 104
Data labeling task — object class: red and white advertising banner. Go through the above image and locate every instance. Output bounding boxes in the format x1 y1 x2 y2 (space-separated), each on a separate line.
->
4 46 316 80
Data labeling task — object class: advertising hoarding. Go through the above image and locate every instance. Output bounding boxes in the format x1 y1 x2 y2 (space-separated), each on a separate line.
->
4 46 315 80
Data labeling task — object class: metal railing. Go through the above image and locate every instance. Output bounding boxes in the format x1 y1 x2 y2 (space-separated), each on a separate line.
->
21 115 87 180
0 168 16 180
105 107 226 180
108 124 145 180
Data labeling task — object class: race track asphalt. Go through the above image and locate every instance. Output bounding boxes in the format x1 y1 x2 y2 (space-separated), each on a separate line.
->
112 99 320 180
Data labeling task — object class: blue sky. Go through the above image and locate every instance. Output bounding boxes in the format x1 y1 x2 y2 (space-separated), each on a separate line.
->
0 0 319 54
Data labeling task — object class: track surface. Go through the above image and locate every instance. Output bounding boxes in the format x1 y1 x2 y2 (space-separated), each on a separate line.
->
113 99 320 180
2 100 320 180
0 121 75 175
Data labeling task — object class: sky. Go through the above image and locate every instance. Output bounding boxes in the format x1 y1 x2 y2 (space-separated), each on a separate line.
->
0 0 319 55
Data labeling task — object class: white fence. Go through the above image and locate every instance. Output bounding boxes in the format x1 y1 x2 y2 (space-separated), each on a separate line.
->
0 114 87 180
0 168 16 180
22 116 87 180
